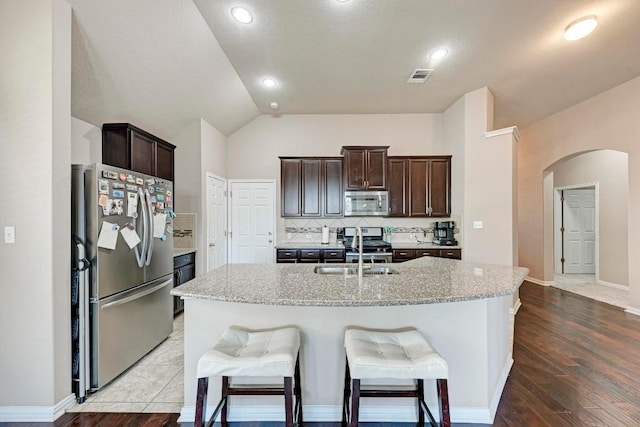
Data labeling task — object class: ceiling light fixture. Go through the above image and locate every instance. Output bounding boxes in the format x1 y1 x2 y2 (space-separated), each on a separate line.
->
270 101 279 110
262 77 277 88
429 48 448 60
231 7 253 24
564 15 598 41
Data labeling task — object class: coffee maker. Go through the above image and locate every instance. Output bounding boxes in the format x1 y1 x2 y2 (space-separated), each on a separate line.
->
433 221 457 246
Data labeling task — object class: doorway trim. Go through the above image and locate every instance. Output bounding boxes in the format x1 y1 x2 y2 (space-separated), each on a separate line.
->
205 172 228 272
553 182 599 280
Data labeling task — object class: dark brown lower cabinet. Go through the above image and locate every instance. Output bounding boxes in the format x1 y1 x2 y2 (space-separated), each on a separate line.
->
392 248 461 262
276 248 345 263
173 252 195 316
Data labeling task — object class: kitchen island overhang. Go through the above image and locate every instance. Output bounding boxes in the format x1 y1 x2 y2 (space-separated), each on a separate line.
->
173 258 529 424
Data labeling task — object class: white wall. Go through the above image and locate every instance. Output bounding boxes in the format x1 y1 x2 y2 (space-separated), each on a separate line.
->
70 117 101 164
519 74 640 311
174 118 227 275
0 0 72 411
550 150 629 286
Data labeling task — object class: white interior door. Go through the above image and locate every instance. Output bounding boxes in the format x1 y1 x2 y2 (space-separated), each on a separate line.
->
206 173 227 272
563 188 596 274
229 180 276 264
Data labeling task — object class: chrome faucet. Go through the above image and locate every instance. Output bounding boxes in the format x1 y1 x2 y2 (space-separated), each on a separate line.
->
352 226 364 279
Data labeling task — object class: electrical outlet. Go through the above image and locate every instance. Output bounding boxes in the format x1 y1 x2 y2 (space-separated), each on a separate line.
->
4 226 15 244
473 221 484 230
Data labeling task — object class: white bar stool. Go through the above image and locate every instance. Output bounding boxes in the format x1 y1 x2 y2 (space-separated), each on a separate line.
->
194 326 303 427
342 328 451 427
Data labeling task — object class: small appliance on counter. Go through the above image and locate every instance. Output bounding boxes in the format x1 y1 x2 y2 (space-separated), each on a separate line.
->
433 221 458 246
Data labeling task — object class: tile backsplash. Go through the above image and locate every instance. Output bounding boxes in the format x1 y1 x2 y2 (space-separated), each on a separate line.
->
279 214 462 245
173 213 197 249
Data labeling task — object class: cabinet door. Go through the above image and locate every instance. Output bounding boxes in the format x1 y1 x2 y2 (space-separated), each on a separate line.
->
388 159 408 216
281 159 302 217
102 127 130 170
156 141 174 182
343 149 367 190
408 159 429 217
429 158 451 217
302 159 322 217
366 148 388 189
323 159 343 217
130 130 156 176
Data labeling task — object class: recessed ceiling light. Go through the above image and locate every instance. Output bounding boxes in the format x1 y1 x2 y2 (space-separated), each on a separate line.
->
270 101 279 110
429 48 448 60
262 78 277 88
231 7 253 24
564 15 598 41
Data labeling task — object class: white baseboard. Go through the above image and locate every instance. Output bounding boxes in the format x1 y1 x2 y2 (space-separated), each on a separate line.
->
178 390 503 424
597 279 629 291
0 394 76 422
510 298 522 315
525 276 554 286
625 306 640 316
489 357 514 422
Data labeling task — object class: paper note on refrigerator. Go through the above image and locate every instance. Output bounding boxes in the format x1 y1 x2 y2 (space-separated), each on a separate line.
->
153 213 167 238
97 221 119 250
127 192 138 217
120 226 141 249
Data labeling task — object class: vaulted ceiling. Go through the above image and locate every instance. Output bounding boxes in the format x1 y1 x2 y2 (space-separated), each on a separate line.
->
69 0 640 138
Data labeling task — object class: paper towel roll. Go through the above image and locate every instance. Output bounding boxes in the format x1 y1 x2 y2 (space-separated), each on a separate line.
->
321 225 330 244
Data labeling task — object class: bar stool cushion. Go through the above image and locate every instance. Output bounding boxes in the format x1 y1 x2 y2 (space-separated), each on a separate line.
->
197 327 300 378
344 328 448 380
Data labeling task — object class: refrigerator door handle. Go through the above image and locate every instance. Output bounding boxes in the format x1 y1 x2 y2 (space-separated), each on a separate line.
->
144 189 155 266
133 189 148 268
100 278 172 310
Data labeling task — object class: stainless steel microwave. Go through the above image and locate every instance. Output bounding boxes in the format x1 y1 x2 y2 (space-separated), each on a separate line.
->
344 191 389 216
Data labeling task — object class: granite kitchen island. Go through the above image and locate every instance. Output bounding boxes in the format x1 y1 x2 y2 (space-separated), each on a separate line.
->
172 257 528 424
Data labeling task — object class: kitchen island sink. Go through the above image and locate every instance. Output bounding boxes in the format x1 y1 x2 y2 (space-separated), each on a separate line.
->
313 265 399 275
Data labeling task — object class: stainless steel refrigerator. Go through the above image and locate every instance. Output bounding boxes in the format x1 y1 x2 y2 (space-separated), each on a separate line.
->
71 163 174 401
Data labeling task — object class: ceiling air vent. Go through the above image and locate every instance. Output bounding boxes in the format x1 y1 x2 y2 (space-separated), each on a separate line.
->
407 68 434 84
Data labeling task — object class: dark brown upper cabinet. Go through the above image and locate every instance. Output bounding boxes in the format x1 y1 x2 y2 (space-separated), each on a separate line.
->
341 146 388 190
102 123 176 182
280 157 343 218
387 156 451 217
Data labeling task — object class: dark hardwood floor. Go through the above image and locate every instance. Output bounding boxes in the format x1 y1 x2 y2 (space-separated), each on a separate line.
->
3 281 640 426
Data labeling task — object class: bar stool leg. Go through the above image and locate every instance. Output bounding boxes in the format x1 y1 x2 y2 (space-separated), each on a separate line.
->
437 379 451 427
342 359 351 425
294 356 303 425
417 379 425 426
195 377 208 427
221 376 229 426
349 378 360 427
284 376 294 427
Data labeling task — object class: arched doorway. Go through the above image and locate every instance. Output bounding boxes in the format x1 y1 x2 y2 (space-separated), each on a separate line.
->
543 149 629 307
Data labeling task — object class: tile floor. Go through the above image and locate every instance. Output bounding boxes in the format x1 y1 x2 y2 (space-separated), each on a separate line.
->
67 314 184 413
552 273 628 308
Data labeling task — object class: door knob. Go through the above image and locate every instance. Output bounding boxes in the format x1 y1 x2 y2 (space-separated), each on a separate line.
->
209 243 215 247
268 239 273 243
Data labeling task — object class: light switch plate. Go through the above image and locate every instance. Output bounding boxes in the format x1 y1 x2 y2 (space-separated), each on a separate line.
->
4 226 15 244
473 221 483 230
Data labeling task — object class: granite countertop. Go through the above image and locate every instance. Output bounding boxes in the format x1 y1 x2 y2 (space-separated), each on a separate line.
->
173 248 196 257
276 242 346 250
391 242 463 250
171 257 528 307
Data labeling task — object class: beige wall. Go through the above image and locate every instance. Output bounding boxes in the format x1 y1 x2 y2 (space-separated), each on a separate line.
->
519 75 640 310
0 0 72 407
551 150 629 286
